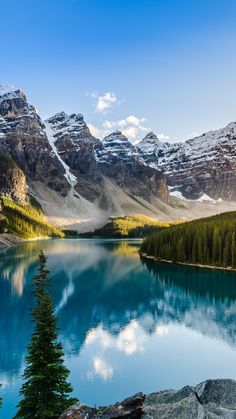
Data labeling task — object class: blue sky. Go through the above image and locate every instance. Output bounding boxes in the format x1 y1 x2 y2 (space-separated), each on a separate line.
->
1 0 236 142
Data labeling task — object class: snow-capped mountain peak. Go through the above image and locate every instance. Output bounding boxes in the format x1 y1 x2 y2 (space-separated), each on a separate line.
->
95 130 138 165
100 130 137 159
137 131 169 169
0 84 26 104
142 131 160 142
138 120 236 200
0 84 19 96
103 130 133 146
45 112 94 142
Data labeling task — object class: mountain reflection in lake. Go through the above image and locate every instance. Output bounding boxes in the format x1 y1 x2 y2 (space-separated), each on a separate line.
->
1 238 236 418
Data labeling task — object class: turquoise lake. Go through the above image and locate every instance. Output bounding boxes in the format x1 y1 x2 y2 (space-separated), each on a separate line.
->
1 238 236 418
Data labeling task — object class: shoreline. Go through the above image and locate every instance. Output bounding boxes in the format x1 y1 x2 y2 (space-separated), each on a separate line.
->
140 252 236 272
0 235 142 249
0 234 52 249
0 233 22 248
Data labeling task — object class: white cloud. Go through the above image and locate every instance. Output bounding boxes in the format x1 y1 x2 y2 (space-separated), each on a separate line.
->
102 115 149 141
87 123 102 138
157 133 170 141
126 115 146 126
89 91 118 113
85 319 169 382
155 325 169 336
103 115 146 130
117 119 127 128
91 357 113 381
116 320 147 355
87 91 170 141
103 120 116 130
87 113 170 143
85 320 147 356
123 126 139 141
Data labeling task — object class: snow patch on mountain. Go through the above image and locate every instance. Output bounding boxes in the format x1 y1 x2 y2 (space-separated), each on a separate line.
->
170 190 219 204
137 131 170 169
170 190 187 200
197 194 216 203
44 121 77 187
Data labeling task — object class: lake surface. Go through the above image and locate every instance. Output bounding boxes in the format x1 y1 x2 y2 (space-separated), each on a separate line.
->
1 238 236 417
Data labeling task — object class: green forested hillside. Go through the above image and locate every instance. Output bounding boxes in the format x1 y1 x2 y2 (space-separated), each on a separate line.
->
0 196 64 239
141 211 236 268
91 214 181 238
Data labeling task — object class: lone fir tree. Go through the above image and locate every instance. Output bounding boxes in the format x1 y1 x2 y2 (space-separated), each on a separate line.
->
15 251 77 418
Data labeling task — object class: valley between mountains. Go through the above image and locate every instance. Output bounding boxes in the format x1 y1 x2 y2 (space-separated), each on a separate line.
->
1 84 236 234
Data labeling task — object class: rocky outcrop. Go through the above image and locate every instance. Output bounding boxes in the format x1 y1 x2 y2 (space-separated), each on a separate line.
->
0 85 69 198
97 131 169 203
0 212 7 234
137 132 168 170
45 112 104 201
0 156 27 202
143 379 236 418
0 233 21 247
138 122 236 200
5 83 236 228
59 379 236 418
60 392 145 418
44 116 169 204
0 86 171 231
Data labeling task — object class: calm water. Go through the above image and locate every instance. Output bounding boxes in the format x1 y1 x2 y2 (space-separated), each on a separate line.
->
1 239 236 417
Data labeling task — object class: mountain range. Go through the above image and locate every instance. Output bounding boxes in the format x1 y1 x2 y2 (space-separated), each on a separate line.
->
1 84 236 231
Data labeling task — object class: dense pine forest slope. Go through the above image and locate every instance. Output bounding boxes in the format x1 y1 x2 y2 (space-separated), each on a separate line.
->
141 212 236 268
0 196 63 239
88 214 181 238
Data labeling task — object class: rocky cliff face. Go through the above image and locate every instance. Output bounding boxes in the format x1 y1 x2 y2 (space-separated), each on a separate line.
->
44 115 169 204
138 122 236 200
3 83 236 230
96 131 169 203
0 156 27 202
44 112 104 201
0 85 170 230
137 132 168 169
60 379 236 419
0 85 69 200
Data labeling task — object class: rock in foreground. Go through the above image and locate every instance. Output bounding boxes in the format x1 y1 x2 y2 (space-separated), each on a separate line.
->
59 379 236 418
60 393 144 418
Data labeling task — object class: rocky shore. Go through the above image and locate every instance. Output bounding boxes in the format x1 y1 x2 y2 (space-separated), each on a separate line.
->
59 379 236 418
0 233 21 248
